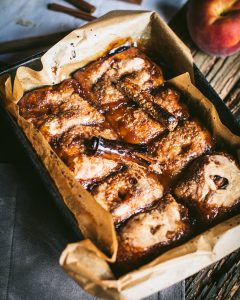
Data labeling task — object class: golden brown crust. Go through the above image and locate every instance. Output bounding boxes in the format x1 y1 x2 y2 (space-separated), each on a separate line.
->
18 79 105 142
114 79 179 131
54 124 118 157
105 103 165 144
73 47 164 107
74 47 166 144
115 194 190 273
91 164 164 224
174 153 240 224
151 119 214 177
151 84 189 121
18 79 82 121
52 124 121 188
18 79 123 188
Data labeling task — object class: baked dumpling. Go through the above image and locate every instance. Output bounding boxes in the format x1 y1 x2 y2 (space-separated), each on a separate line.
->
91 164 164 224
115 194 190 273
174 153 240 224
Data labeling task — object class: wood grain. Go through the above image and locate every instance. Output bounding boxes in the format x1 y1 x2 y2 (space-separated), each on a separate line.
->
186 250 240 300
224 81 240 123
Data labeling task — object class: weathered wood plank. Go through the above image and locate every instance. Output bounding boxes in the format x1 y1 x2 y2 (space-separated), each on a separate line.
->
191 52 218 76
206 55 240 100
224 81 240 123
186 250 240 300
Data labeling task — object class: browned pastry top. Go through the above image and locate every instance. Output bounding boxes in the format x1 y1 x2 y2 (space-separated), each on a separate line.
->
151 85 189 121
74 47 164 104
105 103 165 144
18 79 105 142
74 47 166 144
151 119 214 177
116 194 190 272
53 124 121 188
18 79 82 121
91 164 164 224
174 153 240 223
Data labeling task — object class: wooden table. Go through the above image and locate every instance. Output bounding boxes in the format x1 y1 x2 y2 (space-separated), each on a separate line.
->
169 5 240 300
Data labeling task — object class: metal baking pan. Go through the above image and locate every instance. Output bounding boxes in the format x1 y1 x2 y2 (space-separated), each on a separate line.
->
0 52 239 241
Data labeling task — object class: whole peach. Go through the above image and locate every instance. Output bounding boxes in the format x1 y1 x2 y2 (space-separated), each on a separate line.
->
187 0 240 56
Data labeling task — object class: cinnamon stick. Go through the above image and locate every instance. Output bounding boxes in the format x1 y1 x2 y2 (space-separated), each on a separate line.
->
84 137 150 167
47 3 96 21
64 0 96 13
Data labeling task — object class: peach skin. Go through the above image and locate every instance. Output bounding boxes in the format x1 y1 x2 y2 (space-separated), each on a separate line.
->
187 0 240 56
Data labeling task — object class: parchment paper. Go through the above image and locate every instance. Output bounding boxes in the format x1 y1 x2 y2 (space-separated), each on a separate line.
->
1 10 240 300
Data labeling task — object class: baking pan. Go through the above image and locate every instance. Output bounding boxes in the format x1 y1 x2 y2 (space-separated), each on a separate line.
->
0 53 83 240
0 53 239 242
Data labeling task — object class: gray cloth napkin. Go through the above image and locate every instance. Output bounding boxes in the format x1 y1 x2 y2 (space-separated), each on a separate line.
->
0 163 185 300
0 164 92 300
